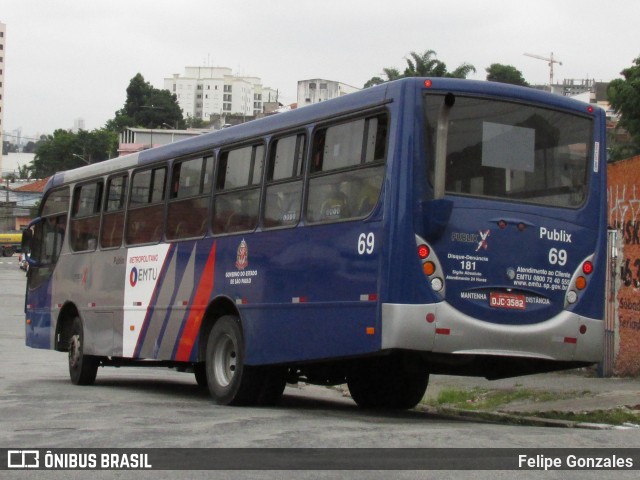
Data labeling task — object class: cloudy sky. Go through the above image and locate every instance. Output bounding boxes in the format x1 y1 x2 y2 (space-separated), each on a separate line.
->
2 0 639 140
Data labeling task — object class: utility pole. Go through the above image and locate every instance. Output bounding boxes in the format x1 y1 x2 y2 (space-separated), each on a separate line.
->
524 52 563 86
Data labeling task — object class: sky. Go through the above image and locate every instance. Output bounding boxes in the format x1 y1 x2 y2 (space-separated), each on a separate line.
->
2 0 639 142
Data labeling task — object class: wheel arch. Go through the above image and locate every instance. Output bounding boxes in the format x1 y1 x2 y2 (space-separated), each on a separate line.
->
54 301 82 352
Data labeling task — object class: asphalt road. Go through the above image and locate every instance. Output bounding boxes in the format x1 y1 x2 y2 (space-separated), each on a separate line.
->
1 258 638 479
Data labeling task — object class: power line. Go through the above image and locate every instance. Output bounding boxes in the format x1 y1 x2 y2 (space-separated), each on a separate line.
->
2 132 44 142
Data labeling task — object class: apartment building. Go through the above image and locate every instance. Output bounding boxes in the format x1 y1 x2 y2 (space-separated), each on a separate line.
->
164 67 278 121
297 79 360 107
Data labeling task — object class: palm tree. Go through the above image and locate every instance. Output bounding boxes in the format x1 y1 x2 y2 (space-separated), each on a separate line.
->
403 50 445 77
447 62 476 79
404 50 475 78
382 68 403 81
363 49 476 88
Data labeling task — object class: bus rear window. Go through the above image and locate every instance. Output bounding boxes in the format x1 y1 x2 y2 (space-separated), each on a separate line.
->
425 94 592 208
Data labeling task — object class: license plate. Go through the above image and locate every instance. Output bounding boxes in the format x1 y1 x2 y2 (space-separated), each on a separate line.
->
489 292 526 310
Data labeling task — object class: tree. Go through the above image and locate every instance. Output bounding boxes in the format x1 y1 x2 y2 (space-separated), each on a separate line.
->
382 67 404 81
31 129 76 177
107 73 185 131
486 64 529 86
607 57 640 160
364 49 475 87
23 141 37 154
448 63 477 79
30 128 118 178
17 163 31 180
403 50 446 77
3 140 17 155
22 73 183 178
364 68 403 88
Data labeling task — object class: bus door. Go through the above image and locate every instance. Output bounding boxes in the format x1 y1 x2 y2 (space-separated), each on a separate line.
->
24 187 71 349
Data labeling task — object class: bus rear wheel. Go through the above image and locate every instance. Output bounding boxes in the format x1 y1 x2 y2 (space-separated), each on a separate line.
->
68 317 99 385
346 355 429 410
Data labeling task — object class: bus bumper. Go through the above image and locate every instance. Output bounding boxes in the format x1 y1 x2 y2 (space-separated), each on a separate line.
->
381 302 604 363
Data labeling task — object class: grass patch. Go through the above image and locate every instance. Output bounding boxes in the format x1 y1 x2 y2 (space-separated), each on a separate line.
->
425 387 640 426
534 409 640 426
425 387 581 411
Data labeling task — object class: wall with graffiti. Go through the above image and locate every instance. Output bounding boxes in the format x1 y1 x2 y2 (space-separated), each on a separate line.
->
608 155 640 375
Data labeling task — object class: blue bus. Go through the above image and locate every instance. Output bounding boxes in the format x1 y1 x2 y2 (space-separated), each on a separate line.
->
22 77 607 408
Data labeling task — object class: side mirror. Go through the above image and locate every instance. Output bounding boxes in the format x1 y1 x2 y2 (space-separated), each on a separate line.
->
21 227 33 254
22 217 42 268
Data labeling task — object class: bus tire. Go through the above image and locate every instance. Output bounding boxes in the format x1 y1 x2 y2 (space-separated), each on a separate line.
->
346 356 429 410
193 363 208 388
205 315 262 406
256 367 287 406
68 317 99 386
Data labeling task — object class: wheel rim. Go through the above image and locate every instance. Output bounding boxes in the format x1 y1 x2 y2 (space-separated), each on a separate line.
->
213 333 237 387
69 334 81 369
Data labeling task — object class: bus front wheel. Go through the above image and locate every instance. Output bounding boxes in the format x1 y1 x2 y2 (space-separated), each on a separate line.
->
193 363 207 388
68 317 99 385
346 355 429 410
205 316 288 406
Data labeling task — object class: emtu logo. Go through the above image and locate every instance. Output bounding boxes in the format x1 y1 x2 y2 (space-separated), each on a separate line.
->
129 267 138 287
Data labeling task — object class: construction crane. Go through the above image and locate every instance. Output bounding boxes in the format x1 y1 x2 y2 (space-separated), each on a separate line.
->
524 52 563 86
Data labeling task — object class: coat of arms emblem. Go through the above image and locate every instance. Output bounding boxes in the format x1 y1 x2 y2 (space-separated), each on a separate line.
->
235 239 248 270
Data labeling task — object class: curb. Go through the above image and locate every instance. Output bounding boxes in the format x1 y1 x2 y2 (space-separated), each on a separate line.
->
416 405 617 430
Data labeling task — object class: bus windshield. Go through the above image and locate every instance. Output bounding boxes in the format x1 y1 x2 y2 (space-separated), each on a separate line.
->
425 94 593 208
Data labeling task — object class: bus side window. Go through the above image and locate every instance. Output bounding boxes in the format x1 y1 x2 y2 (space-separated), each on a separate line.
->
307 115 386 223
166 155 213 240
213 144 263 235
264 134 305 228
126 167 167 245
70 181 103 252
43 214 67 264
100 175 128 249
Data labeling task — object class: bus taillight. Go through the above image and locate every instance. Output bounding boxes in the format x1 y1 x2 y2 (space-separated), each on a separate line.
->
415 235 445 296
565 255 595 307
423 262 436 276
418 244 430 259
